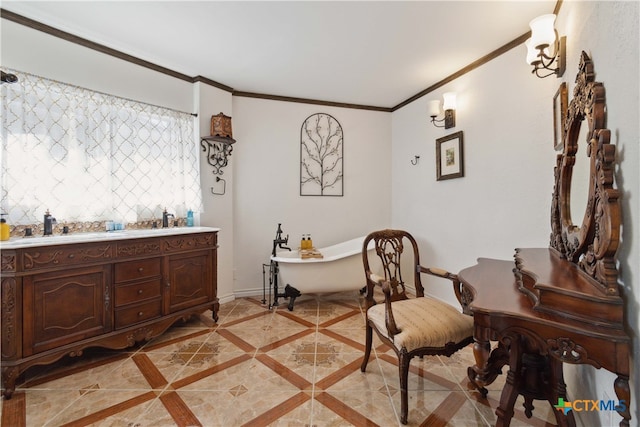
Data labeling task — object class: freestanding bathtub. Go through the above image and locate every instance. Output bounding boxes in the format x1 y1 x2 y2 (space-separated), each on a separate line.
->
269 236 379 310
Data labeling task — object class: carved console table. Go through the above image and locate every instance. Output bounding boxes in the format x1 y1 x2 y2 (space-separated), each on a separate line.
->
1 227 219 398
461 52 631 427
460 250 630 427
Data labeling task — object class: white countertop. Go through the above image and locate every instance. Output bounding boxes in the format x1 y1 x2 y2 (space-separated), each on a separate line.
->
0 226 220 250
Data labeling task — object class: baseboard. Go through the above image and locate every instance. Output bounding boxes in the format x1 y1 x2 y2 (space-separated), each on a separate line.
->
232 287 265 300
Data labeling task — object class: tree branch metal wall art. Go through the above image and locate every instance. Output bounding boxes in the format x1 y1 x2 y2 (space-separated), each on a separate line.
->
300 113 343 196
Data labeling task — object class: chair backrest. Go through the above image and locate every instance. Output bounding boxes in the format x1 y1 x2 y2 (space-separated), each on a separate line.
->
362 229 425 305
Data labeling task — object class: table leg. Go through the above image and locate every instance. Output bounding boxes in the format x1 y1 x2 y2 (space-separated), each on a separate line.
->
468 328 509 398
495 334 522 427
548 357 576 427
614 375 631 427
468 327 492 397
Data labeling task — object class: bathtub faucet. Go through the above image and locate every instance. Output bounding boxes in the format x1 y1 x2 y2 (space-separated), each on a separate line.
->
272 223 291 256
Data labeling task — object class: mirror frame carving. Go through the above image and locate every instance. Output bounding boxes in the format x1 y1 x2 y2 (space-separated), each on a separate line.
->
549 51 621 296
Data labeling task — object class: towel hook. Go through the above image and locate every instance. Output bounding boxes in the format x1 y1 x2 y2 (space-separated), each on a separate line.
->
410 155 420 166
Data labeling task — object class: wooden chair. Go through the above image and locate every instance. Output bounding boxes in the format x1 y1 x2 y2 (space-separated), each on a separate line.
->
360 229 474 424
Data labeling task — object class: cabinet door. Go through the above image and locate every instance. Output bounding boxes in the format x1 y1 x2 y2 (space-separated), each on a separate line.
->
23 265 111 356
165 250 212 313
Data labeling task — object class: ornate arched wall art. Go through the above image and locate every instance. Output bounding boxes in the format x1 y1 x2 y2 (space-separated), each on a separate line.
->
300 113 343 196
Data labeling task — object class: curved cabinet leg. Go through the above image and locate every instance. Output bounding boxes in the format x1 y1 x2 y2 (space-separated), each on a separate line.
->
2 366 19 399
614 375 631 427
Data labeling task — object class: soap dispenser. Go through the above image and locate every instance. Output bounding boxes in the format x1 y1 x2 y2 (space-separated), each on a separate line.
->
0 213 10 241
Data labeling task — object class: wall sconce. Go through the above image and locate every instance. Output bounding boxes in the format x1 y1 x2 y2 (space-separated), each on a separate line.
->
428 92 456 129
201 112 236 175
525 14 566 78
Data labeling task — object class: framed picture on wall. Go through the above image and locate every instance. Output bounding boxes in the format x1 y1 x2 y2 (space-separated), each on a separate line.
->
436 131 464 181
553 82 568 151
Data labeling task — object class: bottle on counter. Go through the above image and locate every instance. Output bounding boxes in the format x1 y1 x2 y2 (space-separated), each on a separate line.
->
0 213 10 241
308 234 313 250
187 209 194 227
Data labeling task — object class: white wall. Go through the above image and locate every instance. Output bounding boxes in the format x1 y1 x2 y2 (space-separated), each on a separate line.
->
231 97 391 296
557 2 639 426
391 44 557 304
195 83 235 304
1 19 193 113
392 2 639 425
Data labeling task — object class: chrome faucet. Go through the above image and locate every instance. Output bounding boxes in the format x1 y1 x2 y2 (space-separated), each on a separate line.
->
44 209 56 236
162 209 174 228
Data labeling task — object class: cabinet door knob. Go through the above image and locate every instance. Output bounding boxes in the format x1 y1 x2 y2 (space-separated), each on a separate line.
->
166 281 171 288
138 289 143 295
138 311 144 317
68 254 75 258
138 267 144 273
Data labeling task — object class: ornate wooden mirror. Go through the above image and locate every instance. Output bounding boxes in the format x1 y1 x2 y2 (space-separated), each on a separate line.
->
550 51 621 295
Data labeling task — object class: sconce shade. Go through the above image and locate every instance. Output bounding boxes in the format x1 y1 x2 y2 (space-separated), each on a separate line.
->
210 112 233 139
529 14 556 49
526 13 565 78
525 38 537 64
442 92 457 111
428 92 456 129
428 100 441 117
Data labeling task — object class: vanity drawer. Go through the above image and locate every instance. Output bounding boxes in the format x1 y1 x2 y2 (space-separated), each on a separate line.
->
114 279 162 307
114 258 161 283
162 233 217 253
114 299 162 329
22 243 114 271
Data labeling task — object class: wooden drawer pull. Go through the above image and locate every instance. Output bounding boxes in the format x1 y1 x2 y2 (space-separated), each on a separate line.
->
138 311 144 317
138 267 144 273
138 289 143 295
68 254 75 258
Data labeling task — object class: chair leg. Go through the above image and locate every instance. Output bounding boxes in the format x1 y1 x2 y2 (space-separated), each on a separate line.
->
361 323 373 372
399 351 411 424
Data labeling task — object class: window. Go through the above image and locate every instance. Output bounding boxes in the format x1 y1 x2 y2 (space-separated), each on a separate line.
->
1 69 202 227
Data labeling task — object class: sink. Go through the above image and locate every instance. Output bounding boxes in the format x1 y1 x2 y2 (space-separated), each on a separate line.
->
0 227 219 249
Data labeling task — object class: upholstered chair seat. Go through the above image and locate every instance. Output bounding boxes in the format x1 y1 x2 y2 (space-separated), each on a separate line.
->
366 296 474 352
360 229 474 424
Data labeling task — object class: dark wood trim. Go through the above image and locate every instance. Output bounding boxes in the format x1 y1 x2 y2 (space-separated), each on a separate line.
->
192 75 234 93
392 0 560 110
3 1 561 111
1 9 195 84
232 90 392 112
391 32 531 111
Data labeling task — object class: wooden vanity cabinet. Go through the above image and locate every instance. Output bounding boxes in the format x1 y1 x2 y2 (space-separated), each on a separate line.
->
0 230 218 398
114 257 163 330
165 250 212 313
22 264 112 357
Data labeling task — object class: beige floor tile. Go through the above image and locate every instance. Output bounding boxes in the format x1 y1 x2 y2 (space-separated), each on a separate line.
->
221 390 310 426
24 389 84 426
2 297 560 427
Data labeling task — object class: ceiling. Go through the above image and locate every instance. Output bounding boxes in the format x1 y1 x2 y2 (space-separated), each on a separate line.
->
2 1 556 109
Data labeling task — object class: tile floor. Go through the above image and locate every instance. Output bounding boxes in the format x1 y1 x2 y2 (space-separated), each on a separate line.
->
1 292 557 426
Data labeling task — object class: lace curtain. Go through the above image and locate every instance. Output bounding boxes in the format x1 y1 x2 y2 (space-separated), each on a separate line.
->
1 69 202 226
